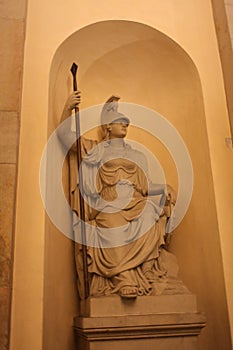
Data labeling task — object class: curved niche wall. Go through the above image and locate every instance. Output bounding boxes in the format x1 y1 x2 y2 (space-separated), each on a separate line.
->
44 20 230 350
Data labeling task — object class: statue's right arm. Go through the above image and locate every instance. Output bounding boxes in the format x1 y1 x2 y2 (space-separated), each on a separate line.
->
60 91 81 123
57 92 82 151
57 92 98 155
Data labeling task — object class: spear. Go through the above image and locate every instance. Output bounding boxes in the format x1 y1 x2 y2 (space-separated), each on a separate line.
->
70 62 89 298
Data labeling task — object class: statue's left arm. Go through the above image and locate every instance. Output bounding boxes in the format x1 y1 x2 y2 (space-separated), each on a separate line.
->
137 150 176 207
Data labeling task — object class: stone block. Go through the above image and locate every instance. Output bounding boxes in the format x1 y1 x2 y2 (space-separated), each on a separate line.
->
0 253 11 289
0 112 19 163
0 18 24 111
0 164 16 284
87 337 199 350
80 294 197 317
0 287 10 350
0 0 27 19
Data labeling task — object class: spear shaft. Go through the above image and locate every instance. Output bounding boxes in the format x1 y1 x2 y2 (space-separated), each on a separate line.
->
70 62 89 299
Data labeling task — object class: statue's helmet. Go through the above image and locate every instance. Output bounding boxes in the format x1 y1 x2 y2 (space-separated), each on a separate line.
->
100 95 130 125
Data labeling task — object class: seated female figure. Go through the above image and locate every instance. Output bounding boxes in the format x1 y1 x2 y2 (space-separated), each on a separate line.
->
59 93 176 299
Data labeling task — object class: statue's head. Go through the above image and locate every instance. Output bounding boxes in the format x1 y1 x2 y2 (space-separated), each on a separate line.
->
101 96 130 139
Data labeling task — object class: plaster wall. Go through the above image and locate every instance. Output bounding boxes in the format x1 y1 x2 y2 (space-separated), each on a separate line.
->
10 1 233 350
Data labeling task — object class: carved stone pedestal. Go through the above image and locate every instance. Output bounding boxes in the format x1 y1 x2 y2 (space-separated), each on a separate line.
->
74 294 206 350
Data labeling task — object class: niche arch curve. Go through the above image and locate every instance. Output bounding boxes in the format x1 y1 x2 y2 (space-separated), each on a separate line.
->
49 19 202 127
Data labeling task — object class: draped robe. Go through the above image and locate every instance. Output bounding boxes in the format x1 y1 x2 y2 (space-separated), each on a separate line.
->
70 138 168 298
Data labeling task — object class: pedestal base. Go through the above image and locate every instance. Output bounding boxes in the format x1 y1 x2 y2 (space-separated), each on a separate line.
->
74 312 206 350
74 295 206 350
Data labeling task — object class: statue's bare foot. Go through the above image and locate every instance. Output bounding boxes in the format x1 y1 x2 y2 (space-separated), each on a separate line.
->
119 286 137 299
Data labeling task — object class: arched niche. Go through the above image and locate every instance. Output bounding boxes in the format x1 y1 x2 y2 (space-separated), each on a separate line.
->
44 20 230 350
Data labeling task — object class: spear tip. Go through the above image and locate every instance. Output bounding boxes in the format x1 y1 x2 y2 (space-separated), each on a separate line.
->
70 62 78 77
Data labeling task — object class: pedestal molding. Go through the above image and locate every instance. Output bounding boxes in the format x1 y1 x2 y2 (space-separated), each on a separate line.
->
74 312 206 341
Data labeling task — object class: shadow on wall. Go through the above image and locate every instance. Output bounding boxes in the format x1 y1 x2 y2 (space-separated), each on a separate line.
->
43 20 231 350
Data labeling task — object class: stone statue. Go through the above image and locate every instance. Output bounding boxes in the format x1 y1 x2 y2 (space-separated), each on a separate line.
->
59 92 177 299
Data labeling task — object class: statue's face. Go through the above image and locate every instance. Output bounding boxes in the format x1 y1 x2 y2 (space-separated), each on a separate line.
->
109 121 129 139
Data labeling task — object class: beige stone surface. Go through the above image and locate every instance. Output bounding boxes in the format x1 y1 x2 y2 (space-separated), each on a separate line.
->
0 0 27 19
0 164 16 267
88 337 199 350
80 294 197 317
0 287 10 350
0 18 24 111
75 311 206 332
0 112 19 163
74 312 206 350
